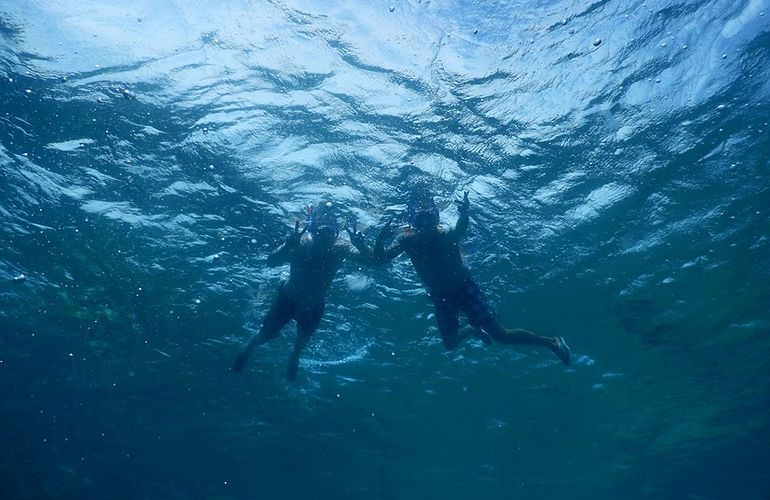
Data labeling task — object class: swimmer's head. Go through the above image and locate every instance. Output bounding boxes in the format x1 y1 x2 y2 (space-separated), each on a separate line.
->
406 190 439 234
307 201 339 245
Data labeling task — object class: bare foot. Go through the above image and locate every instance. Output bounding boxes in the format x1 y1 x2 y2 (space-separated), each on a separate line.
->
552 336 571 366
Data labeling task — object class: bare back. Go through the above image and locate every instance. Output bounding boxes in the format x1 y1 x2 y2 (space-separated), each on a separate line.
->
284 240 348 306
400 228 471 297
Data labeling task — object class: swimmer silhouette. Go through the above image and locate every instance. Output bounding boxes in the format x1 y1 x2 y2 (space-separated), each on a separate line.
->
370 182 571 364
232 201 375 380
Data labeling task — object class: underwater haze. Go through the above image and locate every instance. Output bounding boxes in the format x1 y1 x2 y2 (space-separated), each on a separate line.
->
1 0 769 498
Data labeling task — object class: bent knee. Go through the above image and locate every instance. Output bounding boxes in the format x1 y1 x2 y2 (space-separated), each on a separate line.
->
258 325 282 341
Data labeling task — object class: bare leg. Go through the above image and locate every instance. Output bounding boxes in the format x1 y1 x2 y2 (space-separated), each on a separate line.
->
287 327 314 381
232 298 292 372
482 318 571 365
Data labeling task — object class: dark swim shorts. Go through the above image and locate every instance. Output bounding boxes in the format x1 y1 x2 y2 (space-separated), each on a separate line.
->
262 286 325 334
429 279 496 333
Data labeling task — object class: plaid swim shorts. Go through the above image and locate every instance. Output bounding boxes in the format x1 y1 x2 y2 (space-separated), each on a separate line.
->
429 279 496 333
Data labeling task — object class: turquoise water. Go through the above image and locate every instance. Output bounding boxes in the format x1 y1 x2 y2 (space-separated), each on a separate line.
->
1 0 769 498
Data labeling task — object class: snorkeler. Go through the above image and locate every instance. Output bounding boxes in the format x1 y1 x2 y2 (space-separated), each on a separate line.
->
371 184 571 365
232 201 374 380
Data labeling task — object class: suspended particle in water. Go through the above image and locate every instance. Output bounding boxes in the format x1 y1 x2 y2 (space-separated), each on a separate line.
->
721 53 727 59
717 104 726 110
561 18 568 25
195 299 201 304
473 29 478 34
682 44 688 49
661 42 667 47
327 177 333 183
12 274 26 283
209 164 214 169
389 5 394 12
25 89 32 94
250 238 257 244
137 17 142 22
655 78 661 83
593 38 602 46
568 28 575 34
213 253 220 260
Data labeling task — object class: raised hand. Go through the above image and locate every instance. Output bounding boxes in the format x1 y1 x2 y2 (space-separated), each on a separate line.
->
286 220 307 247
377 216 395 239
345 223 365 247
457 191 469 215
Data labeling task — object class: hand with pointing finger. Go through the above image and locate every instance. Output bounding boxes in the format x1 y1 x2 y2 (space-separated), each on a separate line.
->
286 220 307 248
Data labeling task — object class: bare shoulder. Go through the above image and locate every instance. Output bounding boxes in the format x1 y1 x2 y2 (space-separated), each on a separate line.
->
333 241 355 258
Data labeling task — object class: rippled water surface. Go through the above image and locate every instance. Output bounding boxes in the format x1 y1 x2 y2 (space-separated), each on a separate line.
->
1 1 769 498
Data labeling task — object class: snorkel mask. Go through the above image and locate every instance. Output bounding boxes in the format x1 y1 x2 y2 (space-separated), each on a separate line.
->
307 201 340 243
406 196 439 233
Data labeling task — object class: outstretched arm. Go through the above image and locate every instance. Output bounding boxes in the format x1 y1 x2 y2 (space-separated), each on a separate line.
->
344 224 375 265
372 218 406 263
451 191 470 239
266 221 305 267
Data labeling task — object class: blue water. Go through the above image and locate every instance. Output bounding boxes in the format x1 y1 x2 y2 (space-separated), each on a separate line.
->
1 1 769 498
